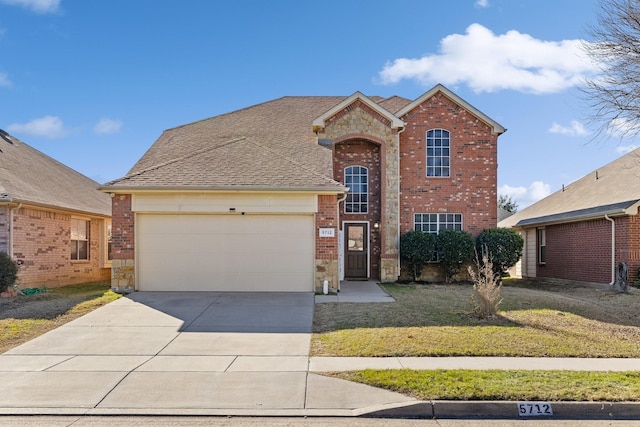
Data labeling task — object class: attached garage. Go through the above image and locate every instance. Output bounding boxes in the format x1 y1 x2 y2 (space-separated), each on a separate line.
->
137 213 315 292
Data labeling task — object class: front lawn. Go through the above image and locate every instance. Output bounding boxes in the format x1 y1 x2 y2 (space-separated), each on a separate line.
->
311 280 640 358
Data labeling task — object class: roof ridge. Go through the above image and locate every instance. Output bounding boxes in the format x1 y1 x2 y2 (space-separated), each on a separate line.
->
247 138 344 187
110 136 247 184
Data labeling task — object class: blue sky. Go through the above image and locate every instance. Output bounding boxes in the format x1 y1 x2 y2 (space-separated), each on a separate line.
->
0 0 632 209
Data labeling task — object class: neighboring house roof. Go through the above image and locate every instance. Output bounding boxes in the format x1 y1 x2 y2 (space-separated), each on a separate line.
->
499 147 640 229
0 129 111 216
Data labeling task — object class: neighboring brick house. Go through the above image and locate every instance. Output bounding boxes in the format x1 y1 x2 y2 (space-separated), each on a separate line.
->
101 84 505 292
499 147 640 286
0 130 112 288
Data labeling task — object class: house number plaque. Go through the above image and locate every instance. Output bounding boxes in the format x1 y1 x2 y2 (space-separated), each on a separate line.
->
319 228 335 237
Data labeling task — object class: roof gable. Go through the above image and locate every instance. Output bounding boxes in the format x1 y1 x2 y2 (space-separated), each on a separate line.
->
396 84 506 135
312 92 405 131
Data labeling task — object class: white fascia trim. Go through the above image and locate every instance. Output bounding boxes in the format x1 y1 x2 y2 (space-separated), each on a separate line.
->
396 84 506 135
312 91 405 130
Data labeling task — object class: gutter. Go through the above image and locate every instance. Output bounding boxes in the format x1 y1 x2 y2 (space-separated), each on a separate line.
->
605 214 615 286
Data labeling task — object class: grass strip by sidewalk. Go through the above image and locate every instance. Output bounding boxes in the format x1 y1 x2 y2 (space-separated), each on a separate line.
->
332 369 640 401
0 282 120 353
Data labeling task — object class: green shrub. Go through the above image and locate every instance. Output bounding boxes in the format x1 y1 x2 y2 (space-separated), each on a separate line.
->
475 228 524 276
436 229 475 283
0 251 18 293
400 230 436 281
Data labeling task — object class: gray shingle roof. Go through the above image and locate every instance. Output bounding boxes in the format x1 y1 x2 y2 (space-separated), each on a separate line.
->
0 130 111 216
103 95 418 192
499 147 640 228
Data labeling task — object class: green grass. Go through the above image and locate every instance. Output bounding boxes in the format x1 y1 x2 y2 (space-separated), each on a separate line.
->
0 281 120 353
334 370 640 401
311 281 640 358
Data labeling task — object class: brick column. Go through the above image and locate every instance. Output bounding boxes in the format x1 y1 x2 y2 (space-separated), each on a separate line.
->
111 194 135 291
315 194 339 292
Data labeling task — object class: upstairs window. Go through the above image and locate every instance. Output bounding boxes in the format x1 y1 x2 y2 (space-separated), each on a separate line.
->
426 129 450 177
344 166 368 213
414 213 463 235
71 218 89 260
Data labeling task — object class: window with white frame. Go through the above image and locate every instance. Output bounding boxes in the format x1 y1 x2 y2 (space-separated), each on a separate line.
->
414 213 463 235
71 218 89 260
537 228 546 264
344 166 368 213
426 129 450 177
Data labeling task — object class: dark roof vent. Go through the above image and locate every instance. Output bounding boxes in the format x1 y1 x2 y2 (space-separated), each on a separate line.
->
0 129 14 145
318 138 333 148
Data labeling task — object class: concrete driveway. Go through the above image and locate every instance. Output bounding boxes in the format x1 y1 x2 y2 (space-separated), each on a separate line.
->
0 292 414 416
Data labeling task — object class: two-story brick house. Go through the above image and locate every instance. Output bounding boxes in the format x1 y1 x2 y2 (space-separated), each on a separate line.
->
101 84 505 292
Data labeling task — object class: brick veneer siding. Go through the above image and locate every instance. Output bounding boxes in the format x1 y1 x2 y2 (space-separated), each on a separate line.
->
538 214 640 285
398 92 498 237
318 102 400 281
10 206 109 287
111 194 135 289
0 206 7 253
334 139 382 279
315 194 340 291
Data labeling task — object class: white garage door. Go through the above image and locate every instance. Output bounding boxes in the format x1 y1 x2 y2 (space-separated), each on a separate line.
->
137 214 314 292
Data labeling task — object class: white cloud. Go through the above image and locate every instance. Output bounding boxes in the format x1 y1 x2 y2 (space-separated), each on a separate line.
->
378 23 598 94
0 0 60 13
93 118 122 135
548 120 589 137
500 181 551 208
475 0 489 7
0 72 11 88
7 115 67 138
607 118 640 138
615 144 638 154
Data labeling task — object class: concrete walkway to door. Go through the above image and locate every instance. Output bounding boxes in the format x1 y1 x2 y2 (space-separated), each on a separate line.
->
314 280 395 303
0 291 415 416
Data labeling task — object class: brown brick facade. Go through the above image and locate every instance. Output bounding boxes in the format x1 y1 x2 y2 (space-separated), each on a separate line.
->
334 140 382 279
399 92 498 237
10 206 109 287
539 214 640 285
111 194 135 290
315 194 340 291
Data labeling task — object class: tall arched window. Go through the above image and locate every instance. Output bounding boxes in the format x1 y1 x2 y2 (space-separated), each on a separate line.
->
344 166 368 213
426 129 450 177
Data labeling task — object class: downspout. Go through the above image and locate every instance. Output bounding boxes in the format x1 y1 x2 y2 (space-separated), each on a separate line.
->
336 191 348 291
605 214 615 286
396 126 406 280
8 203 22 258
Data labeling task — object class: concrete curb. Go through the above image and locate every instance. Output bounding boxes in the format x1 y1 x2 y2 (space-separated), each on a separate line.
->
2 401 639 420
364 400 640 420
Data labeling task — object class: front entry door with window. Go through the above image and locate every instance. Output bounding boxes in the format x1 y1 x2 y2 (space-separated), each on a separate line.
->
345 223 368 279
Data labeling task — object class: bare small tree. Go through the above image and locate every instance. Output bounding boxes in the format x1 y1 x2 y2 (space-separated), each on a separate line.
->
582 0 640 138
468 245 503 319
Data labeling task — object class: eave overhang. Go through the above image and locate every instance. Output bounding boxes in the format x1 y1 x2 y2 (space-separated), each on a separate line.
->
512 200 640 229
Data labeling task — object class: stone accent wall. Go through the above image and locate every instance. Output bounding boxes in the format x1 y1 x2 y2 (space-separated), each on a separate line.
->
111 194 135 290
315 194 339 292
318 103 400 282
11 206 109 287
399 92 498 237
